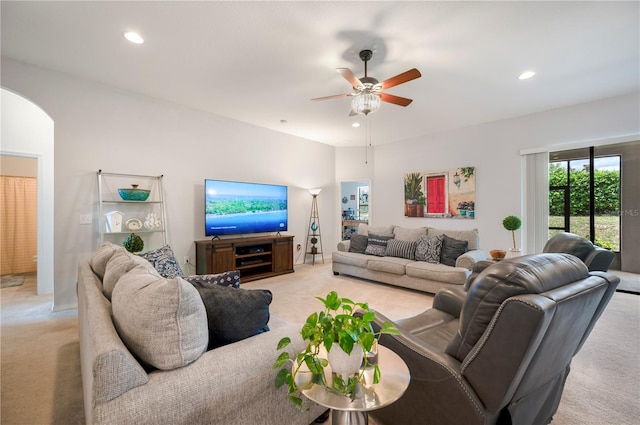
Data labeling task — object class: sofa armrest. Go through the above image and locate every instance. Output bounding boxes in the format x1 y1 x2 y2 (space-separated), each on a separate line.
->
337 240 351 252
456 249 489 270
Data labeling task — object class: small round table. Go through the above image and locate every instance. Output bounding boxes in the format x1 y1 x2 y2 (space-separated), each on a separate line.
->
300 346 410 425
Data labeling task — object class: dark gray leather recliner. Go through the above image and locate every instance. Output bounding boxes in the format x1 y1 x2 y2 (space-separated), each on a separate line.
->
368 253 620 425
543 232 615 272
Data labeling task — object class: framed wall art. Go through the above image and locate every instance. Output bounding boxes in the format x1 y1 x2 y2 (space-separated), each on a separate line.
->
404 166 476 218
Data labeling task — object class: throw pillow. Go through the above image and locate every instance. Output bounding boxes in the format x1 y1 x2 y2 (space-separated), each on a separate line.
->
184 270 241 288
90 242 126 280
140 245 184 278
102 250 151 300
440 234 469 267
348 234 368 254
385 239 417 260
111 265 208 370
189 282 272 349
415 234 444 263
364 233 394 257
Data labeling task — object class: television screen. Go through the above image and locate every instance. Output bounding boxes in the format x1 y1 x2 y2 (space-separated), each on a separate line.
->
205 179 288 236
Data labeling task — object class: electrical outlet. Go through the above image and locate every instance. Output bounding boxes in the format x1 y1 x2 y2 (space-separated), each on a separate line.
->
79 213 92 224
296 244 301 251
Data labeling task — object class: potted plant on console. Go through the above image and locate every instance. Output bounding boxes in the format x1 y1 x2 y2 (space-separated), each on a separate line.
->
503 215 522 258
273 291 399 410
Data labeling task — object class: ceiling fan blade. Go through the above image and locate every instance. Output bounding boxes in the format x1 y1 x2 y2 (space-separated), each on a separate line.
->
380 92 413 107
380 68 421 90
311 93 352 101
337 68 364 89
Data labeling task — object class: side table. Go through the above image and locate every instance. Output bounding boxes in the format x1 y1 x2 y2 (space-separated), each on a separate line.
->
300 345 410 425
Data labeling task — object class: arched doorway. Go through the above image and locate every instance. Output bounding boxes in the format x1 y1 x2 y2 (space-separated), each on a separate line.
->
1 88 55 297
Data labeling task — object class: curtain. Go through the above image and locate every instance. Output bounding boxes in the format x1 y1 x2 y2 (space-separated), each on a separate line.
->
522 152 549 255
0 176 37 275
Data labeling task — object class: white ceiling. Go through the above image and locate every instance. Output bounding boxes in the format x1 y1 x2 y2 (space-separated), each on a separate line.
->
2 1 639 147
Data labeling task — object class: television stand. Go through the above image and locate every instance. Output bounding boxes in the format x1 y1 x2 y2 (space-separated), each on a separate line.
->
195 235 294 283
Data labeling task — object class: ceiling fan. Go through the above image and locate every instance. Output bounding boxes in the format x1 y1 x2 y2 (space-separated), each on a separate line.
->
312 49 421 115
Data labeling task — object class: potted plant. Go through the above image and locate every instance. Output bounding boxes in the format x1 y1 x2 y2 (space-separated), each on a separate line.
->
467 201 475 218
273 291 399 410
457 201 468 216
502 215 522 257
123 233 144 253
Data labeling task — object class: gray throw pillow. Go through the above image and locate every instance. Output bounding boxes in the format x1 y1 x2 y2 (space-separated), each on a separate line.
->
184 270 241 288
190 283 272 349
365 233 394 257
348 234 368 254
415 234 444 263
440 234 469 267
386 239 417 260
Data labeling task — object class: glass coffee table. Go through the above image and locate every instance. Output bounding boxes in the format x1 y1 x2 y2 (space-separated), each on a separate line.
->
299 345 410 425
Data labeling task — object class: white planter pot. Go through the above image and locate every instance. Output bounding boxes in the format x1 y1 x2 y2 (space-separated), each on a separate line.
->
328 343 363 381
509 248 522 258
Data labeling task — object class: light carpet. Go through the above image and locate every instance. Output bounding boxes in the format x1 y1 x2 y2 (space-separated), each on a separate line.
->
1 263 638 425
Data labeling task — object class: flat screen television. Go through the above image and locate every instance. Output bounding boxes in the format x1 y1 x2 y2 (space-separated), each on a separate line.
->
205 179 288 236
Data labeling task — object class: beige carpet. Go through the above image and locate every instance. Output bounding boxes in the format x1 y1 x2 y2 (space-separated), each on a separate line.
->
1 263 638 425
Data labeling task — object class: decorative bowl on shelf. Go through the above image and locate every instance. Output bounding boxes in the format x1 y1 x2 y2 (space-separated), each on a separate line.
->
490 249 507 261
118 184 150 201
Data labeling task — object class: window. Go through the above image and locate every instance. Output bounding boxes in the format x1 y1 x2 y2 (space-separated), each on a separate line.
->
549 148 620 251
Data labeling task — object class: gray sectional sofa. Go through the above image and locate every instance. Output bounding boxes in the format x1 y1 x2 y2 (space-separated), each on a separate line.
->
332 224 489 294
78 242 325 425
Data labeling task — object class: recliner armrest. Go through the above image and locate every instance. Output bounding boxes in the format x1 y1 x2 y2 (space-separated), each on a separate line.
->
582 248 615 272
433 287 466 317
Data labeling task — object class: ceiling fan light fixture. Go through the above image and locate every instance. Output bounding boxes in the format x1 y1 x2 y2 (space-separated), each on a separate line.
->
351 92 381 115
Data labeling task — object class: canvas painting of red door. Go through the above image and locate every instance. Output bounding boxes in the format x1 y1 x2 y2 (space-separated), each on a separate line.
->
404 167 475 218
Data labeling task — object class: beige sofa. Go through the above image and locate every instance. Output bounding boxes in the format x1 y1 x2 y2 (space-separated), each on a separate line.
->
332 224 488 294
78 243 325 425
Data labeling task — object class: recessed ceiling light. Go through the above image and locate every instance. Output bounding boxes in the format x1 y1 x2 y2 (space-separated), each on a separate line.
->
124 32 144 44
518 71 535 80
352 122 360 128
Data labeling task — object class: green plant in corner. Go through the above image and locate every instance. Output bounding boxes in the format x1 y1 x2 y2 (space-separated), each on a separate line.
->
502 215 522 250
123 233 144 253
273 291 399 411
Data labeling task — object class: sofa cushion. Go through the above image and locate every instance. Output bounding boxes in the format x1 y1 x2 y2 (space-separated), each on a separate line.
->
348 234 369 254
140 245 184 278
90 242 126 280
358 223 394 237
189 282 272 349
184 270 241 288
111 265 208 370
332 251 370 268
428 228 480 250
445 253 590 362
440 235 469 267
405 261 470 285
367 256 412 275
386 239 417 260
102 250 151 300
393 226 427 242
415 234 444 263
365 233 394 256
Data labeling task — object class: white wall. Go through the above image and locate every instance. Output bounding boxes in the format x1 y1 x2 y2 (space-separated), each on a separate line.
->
1 88 55 296
1 59 336 310
369 92 640 253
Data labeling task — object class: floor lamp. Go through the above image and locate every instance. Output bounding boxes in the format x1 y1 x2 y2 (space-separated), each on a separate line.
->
305 188 324 265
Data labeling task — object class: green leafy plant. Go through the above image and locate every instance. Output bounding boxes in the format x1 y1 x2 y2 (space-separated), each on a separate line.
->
273 291 399 411
502 215 522 250
123 233 144 253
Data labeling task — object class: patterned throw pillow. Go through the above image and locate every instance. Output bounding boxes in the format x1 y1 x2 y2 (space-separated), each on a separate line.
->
386 239 417 260
140 245 184 278
364 233 394 257
415 234 444 263
184 270 241 288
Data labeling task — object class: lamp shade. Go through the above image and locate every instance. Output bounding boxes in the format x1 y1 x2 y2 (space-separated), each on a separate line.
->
351 92 381 115
309 188 322 196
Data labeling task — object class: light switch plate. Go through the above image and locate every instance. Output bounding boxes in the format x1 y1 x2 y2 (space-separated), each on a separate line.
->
79 214 92 225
